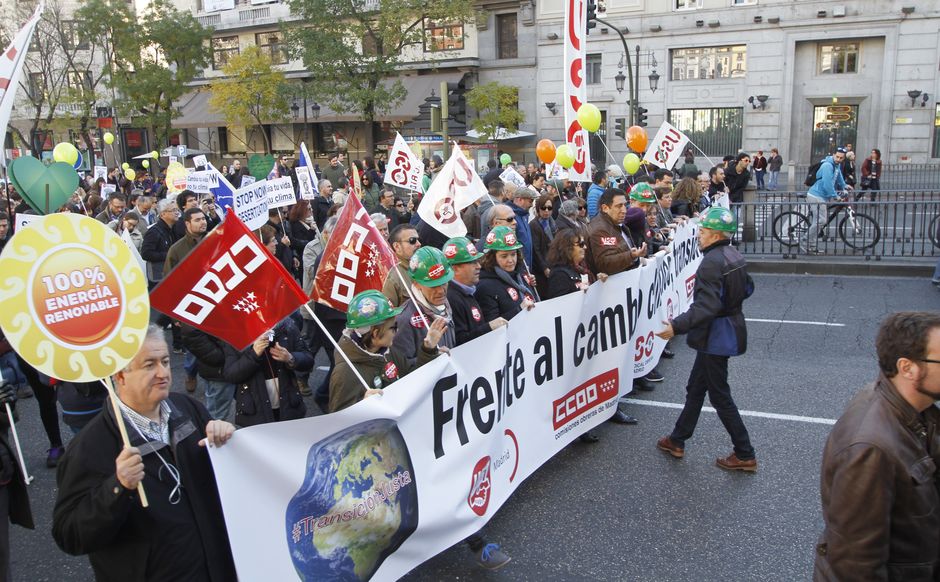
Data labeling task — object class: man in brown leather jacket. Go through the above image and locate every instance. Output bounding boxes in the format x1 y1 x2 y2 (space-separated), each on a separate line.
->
815 311 940 581
585 188 647 425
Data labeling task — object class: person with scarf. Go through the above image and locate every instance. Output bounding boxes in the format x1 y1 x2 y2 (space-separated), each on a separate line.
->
391 247 457 367
475 226 537 323
529 194 557 296
442 236 508 345
328 290 444 413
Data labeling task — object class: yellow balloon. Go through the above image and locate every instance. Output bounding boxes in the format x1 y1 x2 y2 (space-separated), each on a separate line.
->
150 150 159 159
53 142 79 165
556 144 576 169
576 103 602 133
623 153 641 175
124 168 136 181
103 132 115 145
142 160 150 169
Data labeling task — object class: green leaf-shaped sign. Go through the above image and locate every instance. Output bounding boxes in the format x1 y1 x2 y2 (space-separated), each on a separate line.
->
9 157 80 215
248 154 275 180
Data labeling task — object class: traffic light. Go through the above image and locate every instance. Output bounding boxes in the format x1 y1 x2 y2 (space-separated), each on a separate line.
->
586 0 598 35
636 106 648 128
615 117 626 139
446 79 467 125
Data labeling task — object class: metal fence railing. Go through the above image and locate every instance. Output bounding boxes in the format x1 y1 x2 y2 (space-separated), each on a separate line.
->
787 164 940 191
730 192 940 259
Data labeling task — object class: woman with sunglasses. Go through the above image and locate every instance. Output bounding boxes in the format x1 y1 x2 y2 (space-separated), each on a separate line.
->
530 194 558 295
544 230 607 443
475 226 537 323
329 290 445 413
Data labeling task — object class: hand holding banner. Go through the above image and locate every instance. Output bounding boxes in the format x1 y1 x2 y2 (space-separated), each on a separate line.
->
386 133 424 192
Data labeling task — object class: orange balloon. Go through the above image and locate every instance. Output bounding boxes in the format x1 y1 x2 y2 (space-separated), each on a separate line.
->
626 126 648 153
536 139 556 164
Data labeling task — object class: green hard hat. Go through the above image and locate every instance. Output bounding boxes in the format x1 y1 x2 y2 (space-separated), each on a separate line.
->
484 225 523 252
346 290 404 329
699 206 737 232
443 236 482 265
408 246 454 287
629 182 656 203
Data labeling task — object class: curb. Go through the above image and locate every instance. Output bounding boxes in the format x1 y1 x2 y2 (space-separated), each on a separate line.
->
746 258 934 277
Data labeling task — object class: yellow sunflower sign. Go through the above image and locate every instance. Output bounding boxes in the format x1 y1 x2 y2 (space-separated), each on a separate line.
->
0 213 150 382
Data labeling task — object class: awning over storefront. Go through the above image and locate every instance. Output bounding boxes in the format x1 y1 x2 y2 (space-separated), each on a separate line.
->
172 71 465 129
464 128 535 142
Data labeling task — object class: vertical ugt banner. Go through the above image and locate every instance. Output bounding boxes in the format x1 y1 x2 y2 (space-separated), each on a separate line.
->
563 0 591 183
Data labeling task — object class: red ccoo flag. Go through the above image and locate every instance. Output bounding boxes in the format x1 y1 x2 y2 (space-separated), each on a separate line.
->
311 193 396 312
149 213 309 351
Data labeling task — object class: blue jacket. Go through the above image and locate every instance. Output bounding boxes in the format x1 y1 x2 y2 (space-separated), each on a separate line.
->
808 157 846 201
507 200 534 268
586 183 605 218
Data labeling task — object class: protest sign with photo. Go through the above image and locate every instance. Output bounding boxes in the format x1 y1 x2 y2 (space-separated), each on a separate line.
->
93 165 108 181
101 184 116 199
210 222 702 581
193 154 208 168
499 166 527 189
296 142 319 200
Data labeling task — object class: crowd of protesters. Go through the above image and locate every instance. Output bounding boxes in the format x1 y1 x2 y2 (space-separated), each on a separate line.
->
0 139 928 581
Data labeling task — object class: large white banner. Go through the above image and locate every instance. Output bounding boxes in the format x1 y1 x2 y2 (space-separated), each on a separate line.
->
563 0 591 182
385 133 424 192
209 223 702 581
643 121 691 170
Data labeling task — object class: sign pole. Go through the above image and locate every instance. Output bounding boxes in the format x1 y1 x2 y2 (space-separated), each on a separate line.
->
101 377 150 508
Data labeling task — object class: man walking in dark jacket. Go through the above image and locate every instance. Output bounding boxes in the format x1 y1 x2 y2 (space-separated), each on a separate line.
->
815 312 940 580
140 199 180 287
655 207 757 471
52 325 237 581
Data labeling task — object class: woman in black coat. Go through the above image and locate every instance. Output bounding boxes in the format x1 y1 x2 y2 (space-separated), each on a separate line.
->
474 226 537 322
529 194 557 297
221 317 313 427
544 229 608 299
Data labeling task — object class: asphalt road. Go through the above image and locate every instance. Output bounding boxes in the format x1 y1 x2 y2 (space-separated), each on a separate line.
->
7 273 940 581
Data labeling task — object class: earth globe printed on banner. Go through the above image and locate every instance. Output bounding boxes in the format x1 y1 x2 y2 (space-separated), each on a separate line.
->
285 418 419 581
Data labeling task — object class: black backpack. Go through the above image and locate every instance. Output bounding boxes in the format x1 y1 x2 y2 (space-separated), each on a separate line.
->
804 159 832 188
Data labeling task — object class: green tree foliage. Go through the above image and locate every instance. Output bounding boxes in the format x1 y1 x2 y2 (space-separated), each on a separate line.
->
466 82 525 142
208 46 289 154
284 0 474 152
75 0 211 148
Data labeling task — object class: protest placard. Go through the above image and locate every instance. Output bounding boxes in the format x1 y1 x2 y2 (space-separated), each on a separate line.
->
193 154 208 168
499 166 527 189
265 176 296 209
14 213 40 231
233 179 269 231
93 165 108 181
187 170 220 194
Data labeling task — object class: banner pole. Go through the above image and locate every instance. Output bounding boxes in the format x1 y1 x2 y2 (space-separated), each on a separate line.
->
100 377 149 508
520 257 542 302
690 142 717 170
393 268 432 332
302 303 372 395
0 368 33 486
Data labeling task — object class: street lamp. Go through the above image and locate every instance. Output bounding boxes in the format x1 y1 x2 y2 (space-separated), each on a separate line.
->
310 102 321 120
290 101 300 120
615 70 626 94
648 70 660 93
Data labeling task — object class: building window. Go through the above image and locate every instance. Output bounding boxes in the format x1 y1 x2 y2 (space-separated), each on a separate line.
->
66 70 93 93
212 36 240 69
586 53 602 85
424 20 463 52
496 14 517 59
933 105 940 158
256 31 286 64
671 45 746 80
361 31 383 57
27 72 44 101
675 0 702 9
818 43 858 75
667 108 743 157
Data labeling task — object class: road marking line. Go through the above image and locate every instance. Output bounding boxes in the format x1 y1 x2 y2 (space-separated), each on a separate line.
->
746 318 845 327
622 398 837 425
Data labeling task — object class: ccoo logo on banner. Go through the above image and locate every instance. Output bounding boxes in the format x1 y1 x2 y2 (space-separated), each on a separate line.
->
209 223 702 581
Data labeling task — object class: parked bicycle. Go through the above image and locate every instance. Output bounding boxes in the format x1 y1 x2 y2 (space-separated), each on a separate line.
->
772 192 881 250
